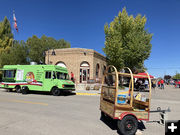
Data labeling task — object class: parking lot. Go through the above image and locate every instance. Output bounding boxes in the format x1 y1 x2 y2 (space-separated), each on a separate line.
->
0 85 180 135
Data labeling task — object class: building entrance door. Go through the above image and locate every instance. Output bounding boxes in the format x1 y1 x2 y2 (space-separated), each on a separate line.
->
80 68 89 83
82 68 87 82
80 62 90 83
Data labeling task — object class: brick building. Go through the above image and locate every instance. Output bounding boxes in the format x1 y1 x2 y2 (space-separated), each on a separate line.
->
45 48 107 84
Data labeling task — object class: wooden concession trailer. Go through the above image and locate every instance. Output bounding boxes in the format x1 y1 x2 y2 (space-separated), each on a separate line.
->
100 65 152 135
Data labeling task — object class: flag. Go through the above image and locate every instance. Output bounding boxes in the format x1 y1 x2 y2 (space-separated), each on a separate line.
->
13 10 18 32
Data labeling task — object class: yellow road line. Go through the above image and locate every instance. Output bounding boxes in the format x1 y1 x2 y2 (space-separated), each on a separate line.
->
76 91 129 96
12 100 48 106
0 99 48 106
76 93 100 96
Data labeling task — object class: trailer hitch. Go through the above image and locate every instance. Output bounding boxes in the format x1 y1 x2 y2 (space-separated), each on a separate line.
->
149 107 171 125
150 107 171 113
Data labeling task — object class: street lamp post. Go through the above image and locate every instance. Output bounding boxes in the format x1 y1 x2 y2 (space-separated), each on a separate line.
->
52 49 56 56
44 48 56 65
48 49 49 64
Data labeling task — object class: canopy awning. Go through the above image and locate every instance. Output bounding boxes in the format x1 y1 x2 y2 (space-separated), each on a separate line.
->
133 72 154 79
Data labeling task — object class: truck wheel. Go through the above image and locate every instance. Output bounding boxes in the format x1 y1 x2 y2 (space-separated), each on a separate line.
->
117 115 138 135
22 86 29 95
52 87 60 96
15 86 21 93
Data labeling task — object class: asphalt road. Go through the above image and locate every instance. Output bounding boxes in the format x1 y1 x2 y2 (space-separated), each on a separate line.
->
0 85 180 135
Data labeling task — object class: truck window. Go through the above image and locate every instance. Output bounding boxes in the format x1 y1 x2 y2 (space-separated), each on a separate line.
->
64 73 69 80
45 71 52 79
3 70 16 78
53 71 56 79
56 72 69 80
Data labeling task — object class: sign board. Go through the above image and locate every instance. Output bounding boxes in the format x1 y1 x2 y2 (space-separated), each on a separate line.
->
16 70 24 81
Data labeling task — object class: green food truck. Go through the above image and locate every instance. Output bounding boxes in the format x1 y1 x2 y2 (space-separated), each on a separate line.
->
0 65 75 96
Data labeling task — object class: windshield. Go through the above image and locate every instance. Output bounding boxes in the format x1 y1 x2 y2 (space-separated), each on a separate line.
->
56 72 69 80
3 70 16 78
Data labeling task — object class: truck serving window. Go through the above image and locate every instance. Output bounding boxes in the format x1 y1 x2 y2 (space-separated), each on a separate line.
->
3 70 16 78
53 71 56 79
56 72 69 80
45 71 52 79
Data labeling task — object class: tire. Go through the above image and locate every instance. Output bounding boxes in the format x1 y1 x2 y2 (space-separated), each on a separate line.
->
22 86 29 94
15 86 21 93
117 115 138 135
52 87 61 96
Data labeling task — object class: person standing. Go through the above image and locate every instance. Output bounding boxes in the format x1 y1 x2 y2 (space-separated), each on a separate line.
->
145 79 149 89
160 79 164 89
71 72 74 82
158 81 161 88
178 80 180 88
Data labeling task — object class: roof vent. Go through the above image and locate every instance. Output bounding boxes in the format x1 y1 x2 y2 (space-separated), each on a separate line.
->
30 62 37 65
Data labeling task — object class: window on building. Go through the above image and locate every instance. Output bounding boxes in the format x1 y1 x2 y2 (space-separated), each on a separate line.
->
96 63 100 78
56 61 66 68
87 69 90 80
103 66 106 75
80 69 82 83
45 71 52 79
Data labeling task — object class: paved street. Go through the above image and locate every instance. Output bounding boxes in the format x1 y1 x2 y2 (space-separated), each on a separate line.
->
0 85 180 135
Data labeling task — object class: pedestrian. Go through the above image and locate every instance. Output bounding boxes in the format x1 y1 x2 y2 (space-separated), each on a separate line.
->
144 79 148 89
178 81 180 88
158 81 161 88
160 79 164 89
152 81 155 89
71 72 74 82
175 81 178 88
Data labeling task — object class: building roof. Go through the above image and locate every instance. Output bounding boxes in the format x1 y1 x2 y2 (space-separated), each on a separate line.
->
48 48 107 60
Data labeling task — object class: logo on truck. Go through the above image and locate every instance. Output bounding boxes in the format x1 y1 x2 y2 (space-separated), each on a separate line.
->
26 72 35 83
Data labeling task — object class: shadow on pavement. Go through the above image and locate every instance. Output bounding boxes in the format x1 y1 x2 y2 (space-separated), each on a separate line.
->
27 91 76 96
100 115 146 135
2 89 76 96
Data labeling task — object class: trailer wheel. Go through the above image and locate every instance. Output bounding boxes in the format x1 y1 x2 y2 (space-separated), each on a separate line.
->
117 115 138 135
15 86 21 93
22 86 29 94
52 87 60 96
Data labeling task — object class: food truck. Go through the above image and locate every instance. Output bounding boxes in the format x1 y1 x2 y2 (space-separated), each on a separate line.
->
100 65 152 135
0 65 75 95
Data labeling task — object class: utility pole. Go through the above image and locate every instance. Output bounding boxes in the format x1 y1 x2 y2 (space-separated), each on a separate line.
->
48 49 49 64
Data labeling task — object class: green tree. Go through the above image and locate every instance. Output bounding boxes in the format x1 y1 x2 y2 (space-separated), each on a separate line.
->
103 8 152 72
0 41 28 66
27 35 43 63
27 35 71 64
173 73 180 80
0 16 14 67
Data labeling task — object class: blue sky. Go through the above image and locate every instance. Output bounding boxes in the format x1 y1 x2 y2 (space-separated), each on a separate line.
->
0 0 180 77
